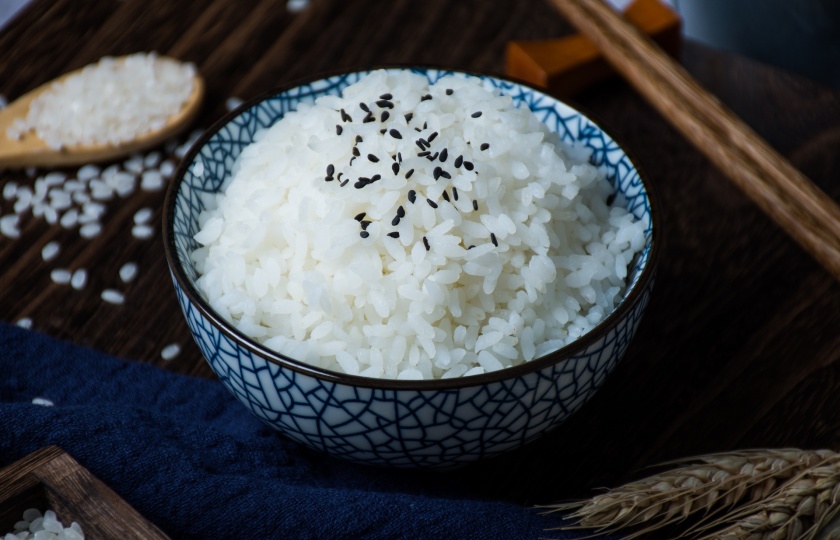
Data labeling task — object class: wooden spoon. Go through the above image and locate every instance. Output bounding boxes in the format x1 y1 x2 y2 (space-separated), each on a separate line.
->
0 56 204 169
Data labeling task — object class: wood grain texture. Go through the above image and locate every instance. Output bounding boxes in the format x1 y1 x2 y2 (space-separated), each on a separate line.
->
548 0 840 281
1 0 840 511
0 446 169 539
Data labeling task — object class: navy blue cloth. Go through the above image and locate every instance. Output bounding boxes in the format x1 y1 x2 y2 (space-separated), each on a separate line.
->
0 323 596 539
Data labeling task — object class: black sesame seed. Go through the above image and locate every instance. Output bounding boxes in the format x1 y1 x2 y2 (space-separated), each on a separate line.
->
433 167 442 180
421 94 432 101
389 129 402 139
427 198 438 209
427 132 438 142
341 109 352 122
423 236 430 250
376 99 394 109
397 206 405 217
480 143 490 151
427 152 439 161
363 112 375 123
423 121 428 129
354 181 365 189
379 92 393 100
468 245 475 249
361 220 371 230
416 138 429 150
336 125 343 135
408 189 417 203
360 102 370 112
414 127 422 132
606 193 616 205
356 135 363 143
398 152 402 162
352 147 360 157
472 199 478 211
446 88 453 95
464 161 474 171
404 112 414 123
381 111 390 122
354 212 366 221
471 111 483 118
380 128 387 134
440 170 451 179
337 172 343 180
417 151 430 157
392 162 400 175
452 187 459 200
371 174 381 182
391 216 400 226
327 164 335 176
439 148 448 162
491 233 498 246
454 155 463 168
406 169 415 179
387 231 400 238
360 231 370 238
442 190 450 202
368 154 379 163
350 156 356 165
324 176 333 182
340 179 349 187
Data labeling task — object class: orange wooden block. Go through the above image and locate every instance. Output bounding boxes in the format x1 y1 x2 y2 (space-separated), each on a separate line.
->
506 0 681 97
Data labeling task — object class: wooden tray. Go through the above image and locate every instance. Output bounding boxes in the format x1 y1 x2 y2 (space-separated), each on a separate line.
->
0 446 169 539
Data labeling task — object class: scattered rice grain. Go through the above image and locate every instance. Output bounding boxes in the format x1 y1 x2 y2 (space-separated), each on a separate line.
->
119 262 138 283
161 343 181 360
101 289 125 304
41 241 60 261
132 224 154 239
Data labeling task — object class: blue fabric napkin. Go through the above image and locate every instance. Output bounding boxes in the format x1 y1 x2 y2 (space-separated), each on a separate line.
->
0 323 600 539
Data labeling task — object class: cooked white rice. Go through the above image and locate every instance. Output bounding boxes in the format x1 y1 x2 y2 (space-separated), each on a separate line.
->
191 70 646 380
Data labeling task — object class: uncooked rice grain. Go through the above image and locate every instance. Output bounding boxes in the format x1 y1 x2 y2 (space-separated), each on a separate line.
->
41 241 60 261
71 268 87 290
192 70 646 380
0 214 21 238
131 224 154 239
16 317 32 329
3 508 85 540
50 268 71 284
7 52 195 149
134 207 153 224
101 289 125 304
79 222 102 238
161 343 181 360
119 262 138 283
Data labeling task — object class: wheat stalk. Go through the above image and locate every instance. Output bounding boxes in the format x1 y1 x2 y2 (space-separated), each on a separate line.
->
692 456 840 540
545 449 836 540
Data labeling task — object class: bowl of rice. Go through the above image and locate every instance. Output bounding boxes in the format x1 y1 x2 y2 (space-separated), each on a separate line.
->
163 67 659 468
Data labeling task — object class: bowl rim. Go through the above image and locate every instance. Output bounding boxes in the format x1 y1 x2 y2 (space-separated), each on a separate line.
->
162 65 662 391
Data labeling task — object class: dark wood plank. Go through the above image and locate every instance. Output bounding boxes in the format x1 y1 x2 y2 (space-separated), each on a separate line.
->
1 0 840 509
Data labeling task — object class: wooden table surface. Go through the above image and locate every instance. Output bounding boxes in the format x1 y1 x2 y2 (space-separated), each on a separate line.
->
3 0 840 506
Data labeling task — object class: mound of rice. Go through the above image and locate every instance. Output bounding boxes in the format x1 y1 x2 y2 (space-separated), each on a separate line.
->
191 70 645 380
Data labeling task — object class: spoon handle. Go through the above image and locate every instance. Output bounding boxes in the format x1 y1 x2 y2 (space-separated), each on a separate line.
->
549 0 840 281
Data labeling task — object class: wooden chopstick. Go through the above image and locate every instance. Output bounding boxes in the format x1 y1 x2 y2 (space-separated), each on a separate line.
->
549 0 840 281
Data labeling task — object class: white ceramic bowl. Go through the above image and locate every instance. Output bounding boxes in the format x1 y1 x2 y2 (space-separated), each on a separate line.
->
163 68 659 468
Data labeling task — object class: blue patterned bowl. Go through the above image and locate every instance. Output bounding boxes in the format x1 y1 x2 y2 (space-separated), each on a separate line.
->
163 68 660 468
